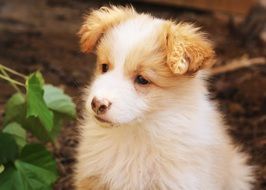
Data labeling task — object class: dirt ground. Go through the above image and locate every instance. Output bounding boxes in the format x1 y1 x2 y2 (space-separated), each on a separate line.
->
0 0 265 189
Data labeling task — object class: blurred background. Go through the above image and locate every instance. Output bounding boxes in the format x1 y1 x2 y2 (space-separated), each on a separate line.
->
0 0 265 189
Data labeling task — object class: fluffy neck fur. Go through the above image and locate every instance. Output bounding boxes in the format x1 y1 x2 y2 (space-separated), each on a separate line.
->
77 73 230 189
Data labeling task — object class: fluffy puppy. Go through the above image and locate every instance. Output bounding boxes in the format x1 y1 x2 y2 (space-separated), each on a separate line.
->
74 6 254 190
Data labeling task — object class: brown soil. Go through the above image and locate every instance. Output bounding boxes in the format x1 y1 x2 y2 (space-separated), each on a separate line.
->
0 0 265 189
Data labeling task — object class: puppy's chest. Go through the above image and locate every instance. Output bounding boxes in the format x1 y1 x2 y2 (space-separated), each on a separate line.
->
82 129 196 189
82 130 170 187
88 131 158 172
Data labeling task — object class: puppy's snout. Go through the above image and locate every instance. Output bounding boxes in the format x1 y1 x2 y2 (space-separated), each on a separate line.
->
91 97 111 115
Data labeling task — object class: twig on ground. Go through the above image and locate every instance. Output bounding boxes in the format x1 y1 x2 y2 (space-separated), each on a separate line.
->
211 56 266 75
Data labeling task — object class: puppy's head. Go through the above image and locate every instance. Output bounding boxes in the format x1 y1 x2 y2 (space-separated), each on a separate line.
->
79 6 215 126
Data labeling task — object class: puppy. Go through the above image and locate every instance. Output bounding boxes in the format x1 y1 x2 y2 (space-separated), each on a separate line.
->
74 6 254 190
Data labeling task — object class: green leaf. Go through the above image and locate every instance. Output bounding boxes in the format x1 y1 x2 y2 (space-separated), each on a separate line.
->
22 114 63 142
15 160 56 189
3 93 26 126
0 133 18 164
22 117 51 142
0 144 58 190
0 165 4 174
0 165 23 190
3 122 26 148
34 71 45 86
0 163 55 190
26 72 54 132
20 144 57 174
49 112 63 140
2 92 52 143
44 85 76 118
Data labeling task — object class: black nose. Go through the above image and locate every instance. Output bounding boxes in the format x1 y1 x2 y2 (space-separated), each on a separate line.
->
91 97 111 115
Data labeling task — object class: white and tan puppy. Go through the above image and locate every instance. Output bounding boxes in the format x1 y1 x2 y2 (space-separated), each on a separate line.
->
74 6 254 190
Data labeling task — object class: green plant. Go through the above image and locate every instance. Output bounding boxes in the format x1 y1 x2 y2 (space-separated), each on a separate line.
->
0 64 76 190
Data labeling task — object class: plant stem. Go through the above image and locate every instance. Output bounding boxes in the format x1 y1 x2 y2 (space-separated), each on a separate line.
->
0 74 25 87
0 69 22 93
0 64 26 79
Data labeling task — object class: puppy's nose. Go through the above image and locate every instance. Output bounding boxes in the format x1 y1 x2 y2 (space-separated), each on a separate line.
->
91 97 111 115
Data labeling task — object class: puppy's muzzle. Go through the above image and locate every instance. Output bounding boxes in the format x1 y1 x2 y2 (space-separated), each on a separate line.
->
91 97 111 115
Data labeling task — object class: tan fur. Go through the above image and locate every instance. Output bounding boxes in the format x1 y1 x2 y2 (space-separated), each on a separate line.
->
165 22 215 74
77 176 109 190
79 6 136 53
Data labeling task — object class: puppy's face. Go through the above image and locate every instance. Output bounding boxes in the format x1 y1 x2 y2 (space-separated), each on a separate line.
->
79 6 215 126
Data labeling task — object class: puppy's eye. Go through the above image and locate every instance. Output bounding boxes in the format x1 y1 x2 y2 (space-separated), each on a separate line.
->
101 64 109 73
135 75 149 85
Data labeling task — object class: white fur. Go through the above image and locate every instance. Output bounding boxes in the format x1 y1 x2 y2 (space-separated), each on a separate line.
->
75 14 254 190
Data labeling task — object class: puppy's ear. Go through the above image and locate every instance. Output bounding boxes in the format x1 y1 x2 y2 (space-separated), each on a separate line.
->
164 22 215 75
79 6 136 53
